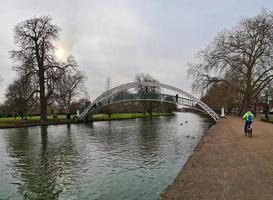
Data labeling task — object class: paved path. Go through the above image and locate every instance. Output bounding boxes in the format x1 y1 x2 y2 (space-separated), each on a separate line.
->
160 117 273 200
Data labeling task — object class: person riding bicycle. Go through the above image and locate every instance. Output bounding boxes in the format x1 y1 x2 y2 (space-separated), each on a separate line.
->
243 108 254 134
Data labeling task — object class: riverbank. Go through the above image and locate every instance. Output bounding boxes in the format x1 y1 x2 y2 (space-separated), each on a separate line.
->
0 113 173 129
160 117 273 200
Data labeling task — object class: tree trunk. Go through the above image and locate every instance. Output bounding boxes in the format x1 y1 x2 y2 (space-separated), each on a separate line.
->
254 102 257 116
67 112 71 120
240 93 253 116
149 102 152 119
238 101 244 117
39 72 47 121
143 102 147 115
265 101 269 121
107 106 111 118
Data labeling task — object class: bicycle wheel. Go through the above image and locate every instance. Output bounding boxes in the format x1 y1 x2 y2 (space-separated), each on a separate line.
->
248 128 252 138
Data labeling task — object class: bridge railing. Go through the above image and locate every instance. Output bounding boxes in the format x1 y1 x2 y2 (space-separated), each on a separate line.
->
90 93 193 111
79 81 219 122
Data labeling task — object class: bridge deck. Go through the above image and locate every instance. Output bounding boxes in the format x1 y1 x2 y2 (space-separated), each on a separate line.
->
160 117 273 200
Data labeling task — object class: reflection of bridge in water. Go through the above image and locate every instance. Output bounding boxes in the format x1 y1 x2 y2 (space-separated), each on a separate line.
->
79 82 219 122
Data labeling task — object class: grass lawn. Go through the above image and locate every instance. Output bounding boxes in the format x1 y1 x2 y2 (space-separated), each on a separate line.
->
93 113 145 120
0 113 173 128
93 113 172 121
0 115 67 121
0 115 69 128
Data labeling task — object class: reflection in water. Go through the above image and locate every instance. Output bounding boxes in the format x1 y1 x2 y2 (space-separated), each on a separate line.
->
3 125 80 200
0 113 214 200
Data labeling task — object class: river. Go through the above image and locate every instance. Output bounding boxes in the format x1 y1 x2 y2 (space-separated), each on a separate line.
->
0 112 214 200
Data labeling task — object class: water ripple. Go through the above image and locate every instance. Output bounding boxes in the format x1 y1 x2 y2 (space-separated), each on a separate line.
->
0 113 213 200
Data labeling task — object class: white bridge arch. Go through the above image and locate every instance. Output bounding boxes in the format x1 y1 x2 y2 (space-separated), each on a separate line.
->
79 82 219 122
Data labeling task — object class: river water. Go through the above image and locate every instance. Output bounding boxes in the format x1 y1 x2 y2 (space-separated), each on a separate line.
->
0 112 214 200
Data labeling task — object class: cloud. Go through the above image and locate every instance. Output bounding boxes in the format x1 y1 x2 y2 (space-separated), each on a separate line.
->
1 0 273 102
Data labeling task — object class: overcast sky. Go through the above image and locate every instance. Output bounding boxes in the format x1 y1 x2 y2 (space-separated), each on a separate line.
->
0 0 273 102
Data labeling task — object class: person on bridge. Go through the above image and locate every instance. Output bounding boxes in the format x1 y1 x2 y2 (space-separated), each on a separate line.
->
175 94 178 102
243 108 254 134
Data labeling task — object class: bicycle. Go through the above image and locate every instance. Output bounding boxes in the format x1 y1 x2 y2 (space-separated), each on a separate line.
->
245 123 252 138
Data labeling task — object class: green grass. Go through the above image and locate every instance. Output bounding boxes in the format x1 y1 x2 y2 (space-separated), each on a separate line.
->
0 115 69 127
0 115 67 121
0 113 173 128
93 113 145 120
93 113 172 121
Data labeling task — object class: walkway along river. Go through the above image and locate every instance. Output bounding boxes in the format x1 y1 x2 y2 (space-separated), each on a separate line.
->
160 117 273 200
0 112 214 200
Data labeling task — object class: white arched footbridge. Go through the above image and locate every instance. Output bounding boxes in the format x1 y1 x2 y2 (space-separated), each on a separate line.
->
79 82 219 122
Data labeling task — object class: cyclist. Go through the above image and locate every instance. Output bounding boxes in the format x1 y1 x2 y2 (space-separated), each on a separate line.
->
243 108 254 135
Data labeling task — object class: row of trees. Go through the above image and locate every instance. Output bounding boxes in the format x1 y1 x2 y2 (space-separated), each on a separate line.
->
6 10 273 120
1 16 85 120
189 9 273 116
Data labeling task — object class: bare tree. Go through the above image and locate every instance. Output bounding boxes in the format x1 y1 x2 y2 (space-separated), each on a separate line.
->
10 16 74 121
135 73 161 96
135 73 161 116
4 76 37 119
55 69 85 118
201 83 242 115
189 10 273 115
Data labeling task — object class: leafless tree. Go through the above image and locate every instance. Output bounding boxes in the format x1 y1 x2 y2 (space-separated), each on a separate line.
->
189 10 273 115
55 69 85 118
10 16 74 121
135 73 161 96
4 76 38 119
135 73 161 116
270 85 273 100
201 83 242 115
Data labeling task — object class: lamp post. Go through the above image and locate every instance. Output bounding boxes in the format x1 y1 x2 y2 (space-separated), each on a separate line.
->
264 81 271 121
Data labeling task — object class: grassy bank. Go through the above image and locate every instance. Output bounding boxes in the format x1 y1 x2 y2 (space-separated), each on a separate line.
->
0 113 173 128
93 113 173 121
0 115 69 128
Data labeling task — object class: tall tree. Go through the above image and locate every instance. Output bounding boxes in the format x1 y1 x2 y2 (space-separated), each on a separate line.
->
201 83 242 115
4 76 37 119
189 10 273 115
10 16 73 121
135 73 161 97
135 73 161 116
55 69 85 118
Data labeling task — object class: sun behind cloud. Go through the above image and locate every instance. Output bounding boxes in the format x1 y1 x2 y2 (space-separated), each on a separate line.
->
55 45 66 61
